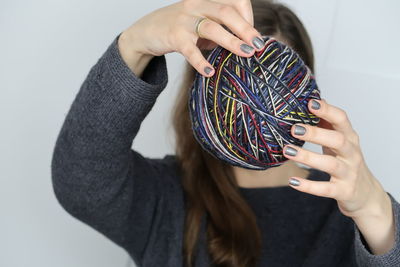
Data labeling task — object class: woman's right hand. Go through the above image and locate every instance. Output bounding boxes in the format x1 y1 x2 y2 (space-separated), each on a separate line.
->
118 0 266 78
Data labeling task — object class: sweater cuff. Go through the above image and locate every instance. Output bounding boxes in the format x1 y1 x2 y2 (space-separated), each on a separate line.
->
97 32 169 103
353 192 400 266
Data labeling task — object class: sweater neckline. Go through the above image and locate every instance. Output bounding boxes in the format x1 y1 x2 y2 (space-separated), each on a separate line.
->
236 168 331 205
237 167 319 192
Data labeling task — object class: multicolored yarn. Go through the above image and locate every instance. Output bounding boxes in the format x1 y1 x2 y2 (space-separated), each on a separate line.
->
189 36 321 170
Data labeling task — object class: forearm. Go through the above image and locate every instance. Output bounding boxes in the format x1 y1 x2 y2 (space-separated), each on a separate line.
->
51 33 168 209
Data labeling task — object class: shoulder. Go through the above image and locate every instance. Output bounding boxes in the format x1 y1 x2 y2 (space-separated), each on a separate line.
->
147 154 184 192
149 154 182 179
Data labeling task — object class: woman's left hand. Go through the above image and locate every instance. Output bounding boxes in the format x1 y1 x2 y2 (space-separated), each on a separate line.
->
282 98 396 255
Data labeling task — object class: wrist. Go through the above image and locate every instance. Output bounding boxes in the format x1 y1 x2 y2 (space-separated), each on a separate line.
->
352 189 391 222
117 30 154 78
352 190 395 255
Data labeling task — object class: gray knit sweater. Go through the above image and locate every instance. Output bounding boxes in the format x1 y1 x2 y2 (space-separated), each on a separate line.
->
51 32 400 267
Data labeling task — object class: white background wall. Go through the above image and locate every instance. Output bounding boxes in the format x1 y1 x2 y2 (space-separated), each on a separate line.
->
1 0 399 266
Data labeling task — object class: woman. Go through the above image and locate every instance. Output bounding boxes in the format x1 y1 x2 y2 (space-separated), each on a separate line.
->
51 0 400 266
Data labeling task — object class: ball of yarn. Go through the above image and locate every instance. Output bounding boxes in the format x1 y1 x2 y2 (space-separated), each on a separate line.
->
189 36 321 170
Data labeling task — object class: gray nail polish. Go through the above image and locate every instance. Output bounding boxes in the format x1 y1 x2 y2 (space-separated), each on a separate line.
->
284 146 297 156
289 178 300 186
252 36 265 49
240 43 254 54
294 125 306 136
311 100 320 110
204 66 213 75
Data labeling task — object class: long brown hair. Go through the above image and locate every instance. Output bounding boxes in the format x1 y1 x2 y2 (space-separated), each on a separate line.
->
172 1 315 266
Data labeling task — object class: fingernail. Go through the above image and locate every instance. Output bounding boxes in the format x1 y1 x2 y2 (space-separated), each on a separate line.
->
311 99 320 110
294 125 306 136
284 146 297 156
204 66 213 75
240 43 254 54
252 36 265 49
289 177 300 186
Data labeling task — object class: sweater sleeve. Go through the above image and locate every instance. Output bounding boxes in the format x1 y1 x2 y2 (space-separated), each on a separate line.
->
353 192 400 266
51 32 172 264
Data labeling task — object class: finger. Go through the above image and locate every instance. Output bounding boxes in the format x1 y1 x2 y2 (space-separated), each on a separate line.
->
291 123 354 157
214 0 254 26
179 41 215 77
196 1 265 51
236 0 254 26
283 145 347 178
194 17 256 57
288 176 339 199
309 99 355 135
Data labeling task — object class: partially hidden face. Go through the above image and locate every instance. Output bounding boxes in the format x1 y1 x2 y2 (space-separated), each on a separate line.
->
189 36 321 170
